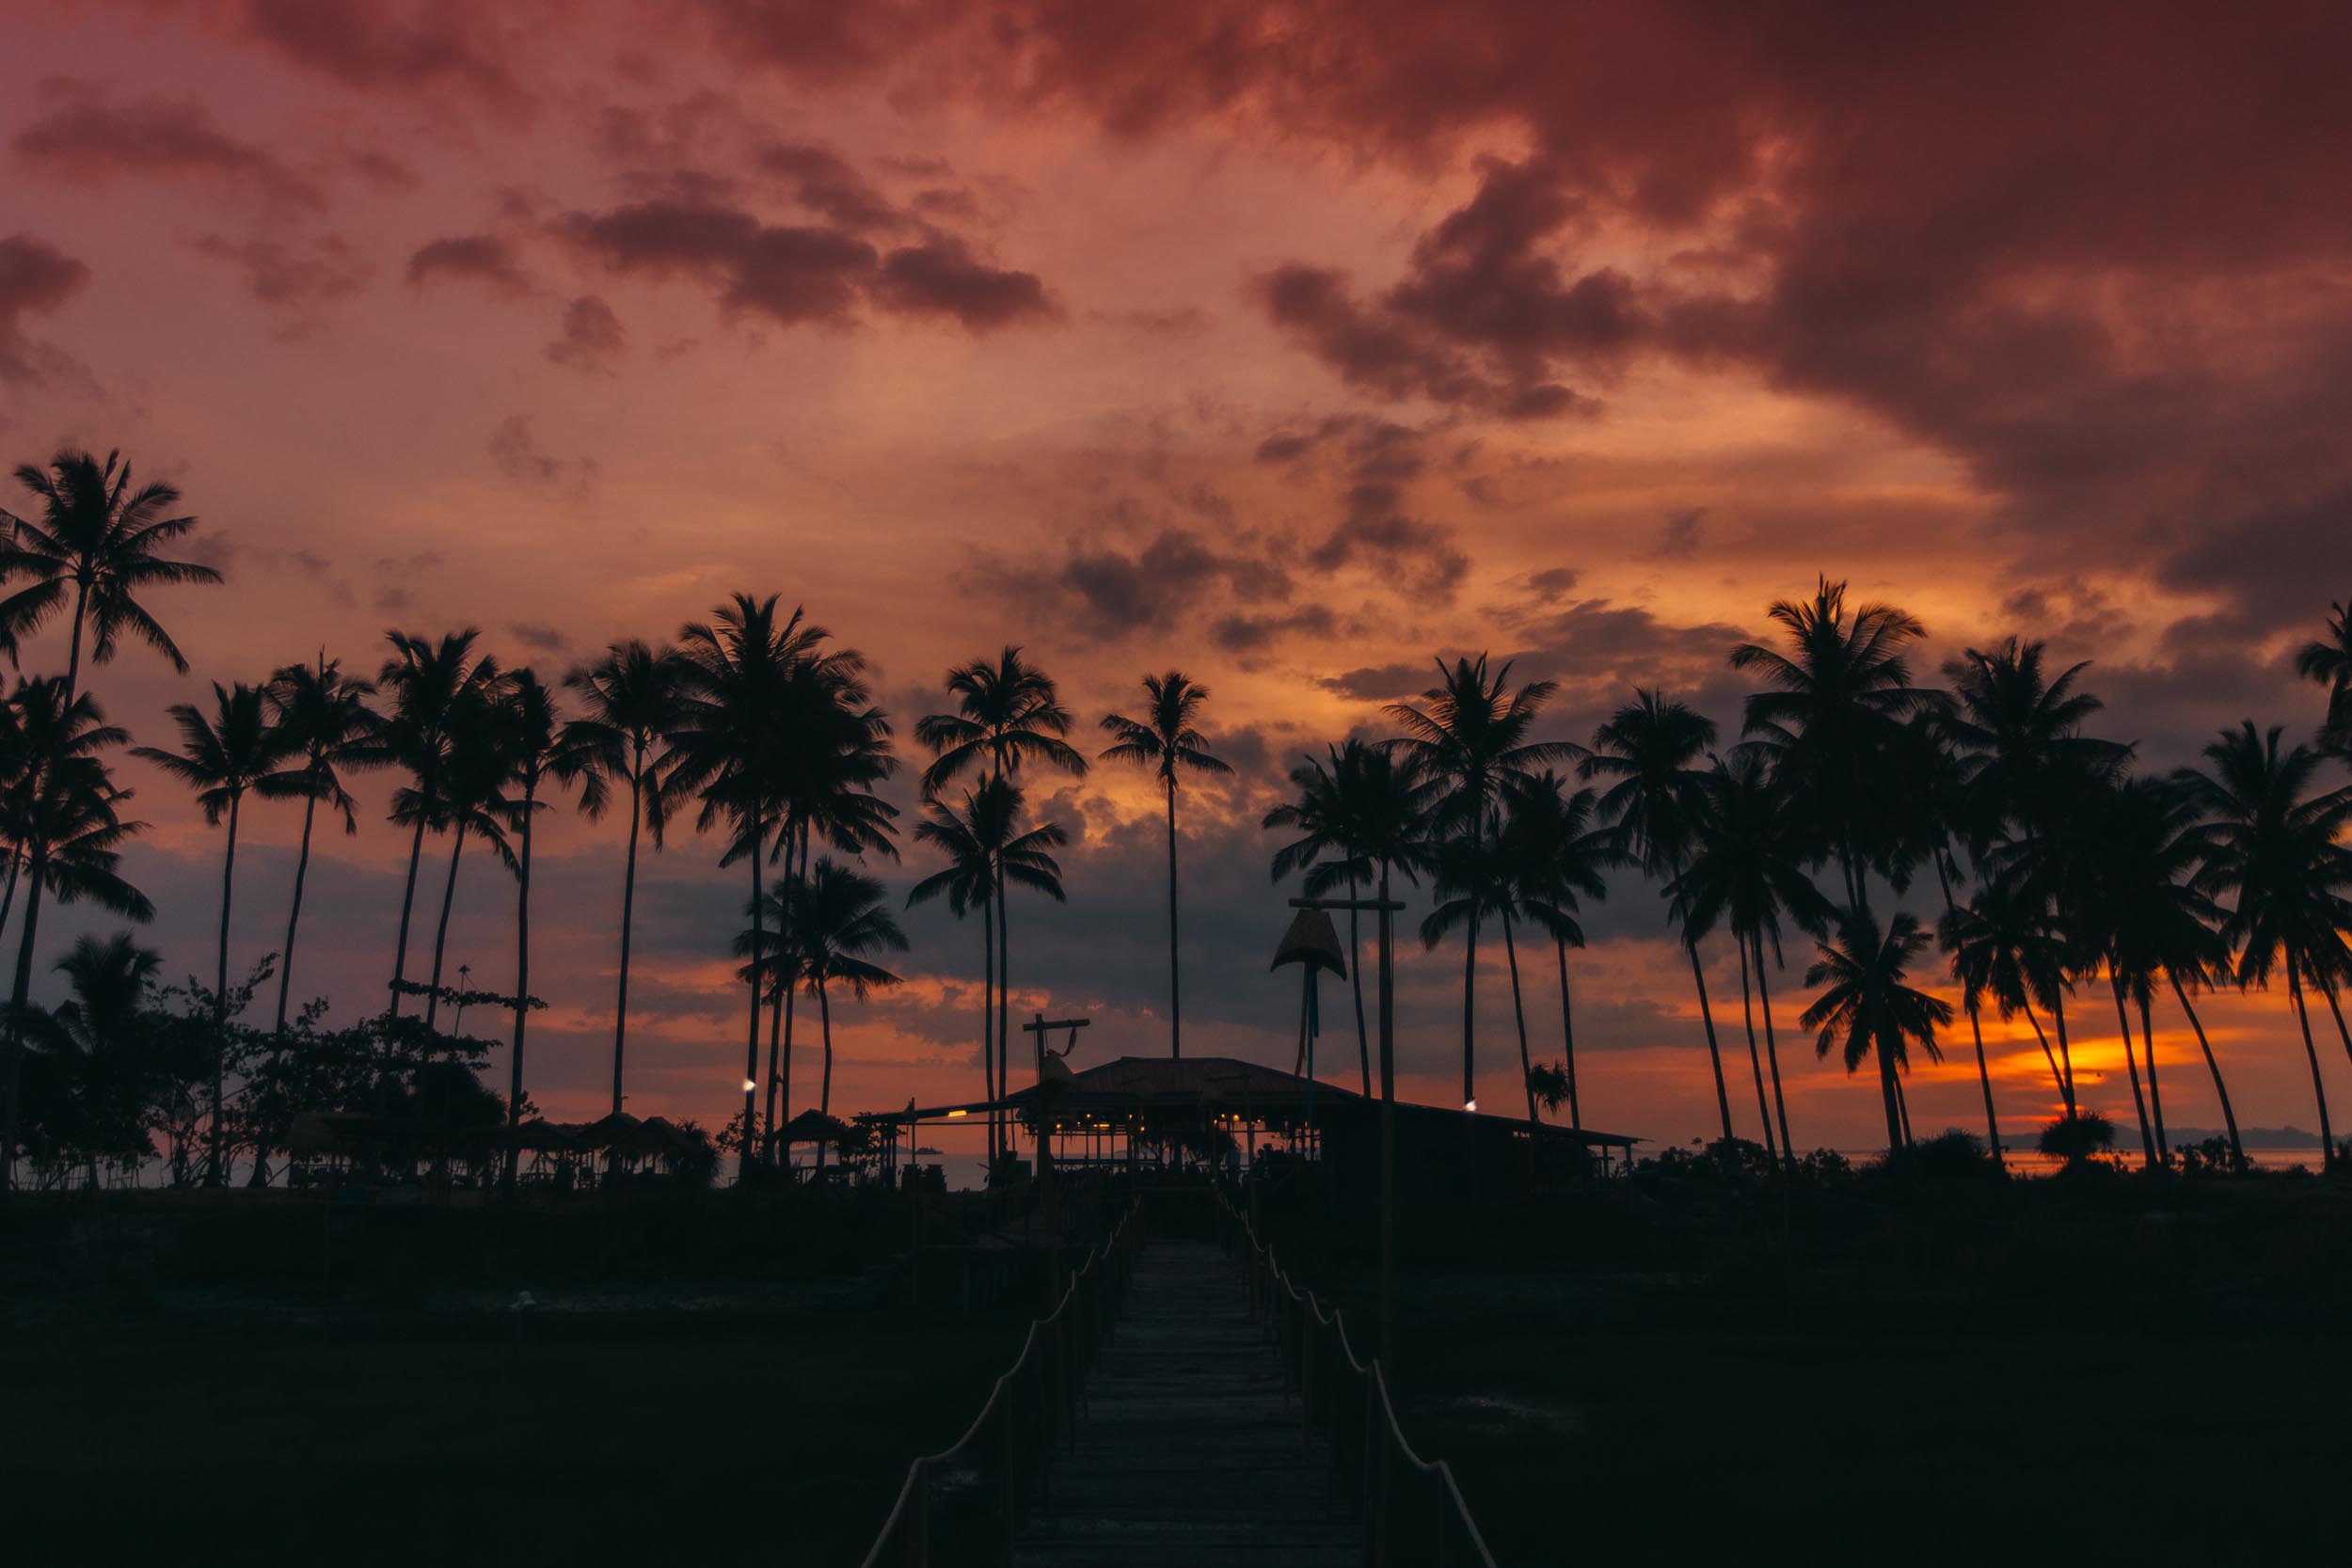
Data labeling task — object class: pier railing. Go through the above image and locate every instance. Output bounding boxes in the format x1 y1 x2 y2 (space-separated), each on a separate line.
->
859 1199 1142 1568
1215 1190 1500 1568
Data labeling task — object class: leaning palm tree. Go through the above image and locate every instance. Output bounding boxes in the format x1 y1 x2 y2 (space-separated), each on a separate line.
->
1583 690 1736 1142
0 447 222 701
132 682 290 1183
1671 753 1834 1165
0 680 152 1192
376 630 502 1018
1940 868 2077 1118
2180 721 2352 1169
496 670 598 1191
1386 656 1578 1105
1502 771 1613 1131
791 857 907 1176
2295 597 2352 751
262 654 381 1035
564 640 682 1116
1101 672 1232 1058
1728 577 1934 911
1801 909 1952 1153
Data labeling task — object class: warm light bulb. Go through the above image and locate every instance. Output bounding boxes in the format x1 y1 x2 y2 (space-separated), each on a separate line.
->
742 1079 757 1092
1464 1098 1478 1113
946 1108 968 1118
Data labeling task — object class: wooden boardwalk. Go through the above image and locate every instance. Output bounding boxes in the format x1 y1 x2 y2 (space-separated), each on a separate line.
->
1010 1239 1360 1567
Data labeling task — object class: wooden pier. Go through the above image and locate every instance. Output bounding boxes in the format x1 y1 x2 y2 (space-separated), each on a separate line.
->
1009 1239 1359 1567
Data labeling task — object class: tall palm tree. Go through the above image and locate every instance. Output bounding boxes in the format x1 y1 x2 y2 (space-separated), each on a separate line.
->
133 682 289 1183
262 654 380 1036
2295 597 2352 751
1728 577 1934 911
1502 771 1613 1131
1672 753 1834 1165
1422 824 1533 1117
376 630 502 1018
496 670 598 1192
1101 672 1232 1059
1584 690 1736 1142
1940 868 2077 1118
918 647 1085 1156
0 680 151 1192
1386 656 1578 1104
658 596 846 1175
0 447 222 701
419 689 515 1033
913 779 1067 1167
564 640 682 1117
780 856 906 1176
1942 638 2128 1105
2180 721 2352 1170
1801 910 1952 1152
1264 742 1381 1095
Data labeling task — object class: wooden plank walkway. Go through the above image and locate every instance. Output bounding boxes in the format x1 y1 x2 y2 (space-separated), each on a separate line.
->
1010 1239 1361 1567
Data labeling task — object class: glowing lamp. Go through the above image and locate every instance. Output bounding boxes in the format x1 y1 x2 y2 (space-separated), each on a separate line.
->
1464 1098 1479 1113
946 1108 968 1118
742 1079 758 1092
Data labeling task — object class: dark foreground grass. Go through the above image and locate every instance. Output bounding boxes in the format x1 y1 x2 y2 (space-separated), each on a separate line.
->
6 1305 1021 1563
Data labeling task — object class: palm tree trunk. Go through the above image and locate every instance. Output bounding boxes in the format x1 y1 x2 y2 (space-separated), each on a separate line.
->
503 794 535 1195
814 977 834 1178
1554 939 1581 1132
1895 1068 1914 1148
208 792 242 1186
2169 975 2243 1168
0 854 18 962
274 787 320 1036
1752 934 1795 1164
763 822 796 1162
1165 774 1181 1059
1686 940 1735 1144
996 854 1011 1164
780 828 806 1172
1875 1025 1903 1153
610 765 643 1117
2137 994 2168 1162
0 846 51 1195
2021 1004 2073 1117
1348 870 1371 1097
2324 981 2352 1076
62 579 88 705
1502 911 1536 1125
389 816 430 1017
1964 1004 2003 1169
423 822 467 1031
1734 936 1777 1162
2050 991 2078 1114
980 895 996 1167
1461 910 1478 1107
2107 975 2155 1169
739 806 762 1183
2285 953 2336 1171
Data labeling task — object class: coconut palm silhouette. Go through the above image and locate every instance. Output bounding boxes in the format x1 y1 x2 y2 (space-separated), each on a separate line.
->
1101 672 1232 1059
1801 909 1953 1151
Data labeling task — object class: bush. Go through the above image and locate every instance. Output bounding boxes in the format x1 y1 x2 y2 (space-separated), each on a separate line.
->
2037 1111 2116 1163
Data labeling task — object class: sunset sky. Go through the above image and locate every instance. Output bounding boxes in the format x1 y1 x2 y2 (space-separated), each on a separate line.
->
3 1 2349 1161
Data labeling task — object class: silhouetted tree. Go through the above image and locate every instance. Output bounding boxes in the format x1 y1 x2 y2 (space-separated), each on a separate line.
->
262 654 381 1037
376 630 502 1018
1802 910 1952 1152
787 857 906 1177
2295 597 2352 752
1502 771 1612 1132
1102 672 1232 1059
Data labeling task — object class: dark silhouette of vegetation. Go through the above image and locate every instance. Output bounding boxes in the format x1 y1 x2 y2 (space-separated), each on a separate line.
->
1100 671 1231 1059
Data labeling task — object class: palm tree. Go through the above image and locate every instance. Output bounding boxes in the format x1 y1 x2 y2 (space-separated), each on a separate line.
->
376 630 502 1018
789 857 907 1176
262 654 380 1036
918 647 1086 1156
1502 771 1613 1132
23 932 161 1188
1727 577 1934 911
1422 824 1532 1117
0 680 151 1192
1671 753 1834 1165
1940 868 2077 1118
658 596 845 1175
133 681 289 1183
419 689 515 1032
496 670 598 1192
1801 910 1952 1152
1584 690 1736 1142
2180 722 2352 1170
1386 656 1578 1105
0 447 222 701
1942 638 2129 1106
912 778 1067 1164
2295 597 2352 750
1101 672 1232 1059
1264 743 1378 1095
564 640 682 1117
